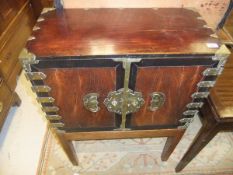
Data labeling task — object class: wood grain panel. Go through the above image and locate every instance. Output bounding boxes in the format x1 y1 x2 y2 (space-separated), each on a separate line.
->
0 0 27 34
0 2 35 80
42 68 117 130
27 8 218 57
131 66 207 127
64 128 185 141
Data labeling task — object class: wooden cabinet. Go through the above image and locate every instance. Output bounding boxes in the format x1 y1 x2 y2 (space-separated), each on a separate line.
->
0 0 35 130
21 8 230 165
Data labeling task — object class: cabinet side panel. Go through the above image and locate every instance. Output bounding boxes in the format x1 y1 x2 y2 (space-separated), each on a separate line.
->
42 68 117 130
131 66 206 128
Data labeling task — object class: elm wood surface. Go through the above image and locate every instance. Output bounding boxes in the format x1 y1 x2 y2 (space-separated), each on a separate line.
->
25 8 221 166
64 128 185 140
41 68 118 130
131 66 207 127
26 8 219 57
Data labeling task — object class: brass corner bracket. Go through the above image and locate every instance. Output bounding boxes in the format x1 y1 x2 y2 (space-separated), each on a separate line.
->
19 48 39 72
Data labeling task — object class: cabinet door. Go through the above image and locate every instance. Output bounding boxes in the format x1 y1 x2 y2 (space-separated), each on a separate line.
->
33 58 123 131
128 58 213 129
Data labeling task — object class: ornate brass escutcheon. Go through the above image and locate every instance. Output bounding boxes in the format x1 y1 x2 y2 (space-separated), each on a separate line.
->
83 93 100 112
104 88 145 115
149 92 165 111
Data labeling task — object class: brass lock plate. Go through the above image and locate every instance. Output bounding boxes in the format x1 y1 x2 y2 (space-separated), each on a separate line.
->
104 88 144 115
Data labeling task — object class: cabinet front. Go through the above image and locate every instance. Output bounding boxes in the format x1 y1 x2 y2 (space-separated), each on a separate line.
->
130 65 206 129
31 56 214 131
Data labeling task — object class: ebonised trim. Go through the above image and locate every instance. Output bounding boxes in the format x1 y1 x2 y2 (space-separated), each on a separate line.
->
64 124 180 132
36 54 214 61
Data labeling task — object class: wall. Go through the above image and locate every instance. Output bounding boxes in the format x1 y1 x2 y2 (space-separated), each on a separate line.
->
62 0 230 28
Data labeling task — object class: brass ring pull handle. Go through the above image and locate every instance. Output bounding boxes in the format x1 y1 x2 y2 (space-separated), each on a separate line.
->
83 93 100 112
149 92 165 111
0 102 3 113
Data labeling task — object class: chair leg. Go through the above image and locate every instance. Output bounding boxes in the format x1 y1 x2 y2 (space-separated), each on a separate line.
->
161 129 185 161
53 129 79 166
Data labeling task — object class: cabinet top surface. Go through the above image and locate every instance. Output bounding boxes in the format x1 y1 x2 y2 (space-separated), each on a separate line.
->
27 8 220 58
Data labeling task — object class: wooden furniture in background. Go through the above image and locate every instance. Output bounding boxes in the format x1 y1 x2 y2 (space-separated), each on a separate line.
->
21 8 228 165
0 0 36 130
176 10 233 172
30 0 54 18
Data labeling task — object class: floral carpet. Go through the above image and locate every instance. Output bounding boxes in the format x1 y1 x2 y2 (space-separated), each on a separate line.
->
38 116 233 175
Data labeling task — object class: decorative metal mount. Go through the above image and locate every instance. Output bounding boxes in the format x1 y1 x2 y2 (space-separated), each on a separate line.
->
41 7 55 14
178 117 194 129
51 122 65 128
104 88 144 115
37 17 45 22
19 48 38 72
112 58 142 129
186 102 203 109
28 36 36 41
33 26 40 31
191 92 209 99
26 72 47 80
183 110 199 116
212 45 231 72
83 93 100 113
37 97 55 103
46 115 62 121
179 45 230 130
149 92 165 111
202 68 220 76
42 106 59 113
197 81 216 88
32 85 51 93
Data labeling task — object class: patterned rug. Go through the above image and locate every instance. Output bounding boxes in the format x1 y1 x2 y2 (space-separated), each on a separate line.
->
38 116 233 175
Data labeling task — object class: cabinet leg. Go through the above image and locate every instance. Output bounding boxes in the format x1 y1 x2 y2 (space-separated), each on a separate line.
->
175 123 219 172
12 93 21 107
54 129 79 166
161 130 185 161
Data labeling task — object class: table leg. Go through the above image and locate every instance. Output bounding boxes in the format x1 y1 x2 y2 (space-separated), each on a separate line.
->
161 129 185 161
54 129 79 166
175 120 219 172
